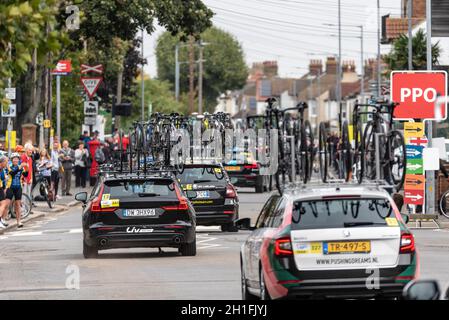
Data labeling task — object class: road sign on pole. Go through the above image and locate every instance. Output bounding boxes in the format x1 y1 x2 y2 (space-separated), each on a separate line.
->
81 64 103 74
51 60 72 75
391 71 447 120
84 101 98 116
404 122 424 139
81 77 102 99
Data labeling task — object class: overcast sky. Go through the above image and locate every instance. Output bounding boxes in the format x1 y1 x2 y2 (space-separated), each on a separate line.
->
143 0 402 78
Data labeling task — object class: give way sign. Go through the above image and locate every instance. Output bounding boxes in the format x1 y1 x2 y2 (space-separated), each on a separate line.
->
81 77 103 99
391 71 447 120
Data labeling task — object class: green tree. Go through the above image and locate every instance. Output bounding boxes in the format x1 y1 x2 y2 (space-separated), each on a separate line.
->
121 77 186 129
0 0 67 108
384 29 441 71
156 26 248 112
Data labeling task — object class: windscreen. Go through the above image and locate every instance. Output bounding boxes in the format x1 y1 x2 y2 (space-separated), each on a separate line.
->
291 198 395 230
104 180 177 198
177 167 226 186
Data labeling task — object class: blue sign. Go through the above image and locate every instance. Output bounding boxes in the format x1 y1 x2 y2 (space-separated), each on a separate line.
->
406 145 424 159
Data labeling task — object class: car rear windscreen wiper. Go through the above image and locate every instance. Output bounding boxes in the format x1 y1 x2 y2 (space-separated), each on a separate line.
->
193 180 214 183
343 222 385 227
138 193 161 197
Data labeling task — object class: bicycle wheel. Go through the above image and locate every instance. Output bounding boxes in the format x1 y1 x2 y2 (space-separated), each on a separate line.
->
353 121 364 184
299 125 310 183
9 195 32 219
362 122 377 181
304 120 314 183
340 121 352 182
439 189 449 219
318 122 328 182
386 130 406 190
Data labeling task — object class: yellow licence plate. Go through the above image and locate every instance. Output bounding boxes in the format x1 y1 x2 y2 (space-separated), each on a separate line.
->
225 166 241 171
324 241 371 254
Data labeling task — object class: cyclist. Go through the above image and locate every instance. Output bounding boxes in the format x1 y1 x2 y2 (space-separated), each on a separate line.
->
5 153 29 228
0 156 8 228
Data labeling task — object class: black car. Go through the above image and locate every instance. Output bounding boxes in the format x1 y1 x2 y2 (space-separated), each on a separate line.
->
75 172 197 258
177 163 239 232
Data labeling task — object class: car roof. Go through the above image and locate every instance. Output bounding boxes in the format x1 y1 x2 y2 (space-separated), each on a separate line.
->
282 182 392 202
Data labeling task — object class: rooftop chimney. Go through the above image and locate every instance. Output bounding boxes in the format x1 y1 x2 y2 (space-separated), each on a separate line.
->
326 56 337 75
309 59 323 76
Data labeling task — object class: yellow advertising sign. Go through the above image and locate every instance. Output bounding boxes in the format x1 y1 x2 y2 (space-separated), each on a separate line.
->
404 122 424 139
43 119 51 128
5 130 16 150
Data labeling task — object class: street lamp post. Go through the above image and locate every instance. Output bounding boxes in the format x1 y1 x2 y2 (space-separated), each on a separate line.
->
141 29 145 121
377 0 381 97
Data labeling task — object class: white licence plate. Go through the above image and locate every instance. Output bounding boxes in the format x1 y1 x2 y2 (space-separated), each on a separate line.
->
196 191 210 198
123 209 156 217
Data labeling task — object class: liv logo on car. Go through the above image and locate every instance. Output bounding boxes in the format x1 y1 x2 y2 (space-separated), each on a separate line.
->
126 227 154 233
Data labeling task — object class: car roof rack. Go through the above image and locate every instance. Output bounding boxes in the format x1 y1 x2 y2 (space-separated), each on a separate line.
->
284 179 397 192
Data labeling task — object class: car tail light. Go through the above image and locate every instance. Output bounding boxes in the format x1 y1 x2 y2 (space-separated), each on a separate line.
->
90 197 116 213
226 185 237 198
400 233 415 253
162 198 189 211
275 237 293 256
163 184 189 211
244 163 258 170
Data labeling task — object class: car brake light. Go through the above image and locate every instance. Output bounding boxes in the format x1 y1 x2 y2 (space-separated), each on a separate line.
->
244 163 258 170
226 185 237 198
275 237 293 256
163 184 189 211
162 198 189 211
90 197 116 213
400 233 415 253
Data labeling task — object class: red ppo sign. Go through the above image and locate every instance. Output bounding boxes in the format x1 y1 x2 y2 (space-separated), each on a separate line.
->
391 71 447 120
51 60 72 75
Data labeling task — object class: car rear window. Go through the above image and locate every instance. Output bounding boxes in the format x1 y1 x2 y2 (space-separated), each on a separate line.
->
291 198 394 230
177 167 226 186
104 179 177 198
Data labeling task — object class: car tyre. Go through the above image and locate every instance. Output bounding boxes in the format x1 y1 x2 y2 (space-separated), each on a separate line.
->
179 239 197 256
259 268 271 300
241 261 258 300
83 241 98 259
255 175 264 193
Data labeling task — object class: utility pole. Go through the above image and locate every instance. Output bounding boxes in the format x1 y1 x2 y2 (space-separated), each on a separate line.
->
56 75 61 141
141 29 145 121
175 43 180 101
377 0 381 97
337 0 342 107
359 25 365 97
198 40 204 114
426 0 435 214
408 0 413 70
7 42 12 156
188 36 195 114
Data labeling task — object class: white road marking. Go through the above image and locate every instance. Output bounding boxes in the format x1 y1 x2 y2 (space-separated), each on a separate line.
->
196 226 221 232
69 228 83 233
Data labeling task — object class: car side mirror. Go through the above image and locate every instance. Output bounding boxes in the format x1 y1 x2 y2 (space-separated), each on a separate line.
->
75 192 88 203
401 213 410 224
403 280 441 300
235 218 254 230
186 191 197 199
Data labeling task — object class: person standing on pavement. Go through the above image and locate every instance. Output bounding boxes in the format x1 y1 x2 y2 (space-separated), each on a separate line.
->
50 142 62 200
0 156 9 228
5 153 28 228
21 143 34 200
74 142 88 188
60 140 75 196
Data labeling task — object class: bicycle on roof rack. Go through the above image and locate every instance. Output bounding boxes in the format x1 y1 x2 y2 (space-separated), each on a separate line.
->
263 97 314 195
355 100 406 190
318 102 352 183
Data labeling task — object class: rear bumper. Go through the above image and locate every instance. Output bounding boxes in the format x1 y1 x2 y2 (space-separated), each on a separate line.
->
84 222 195 250
227 173 259 187
194 206 239 226
286 281 406 299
